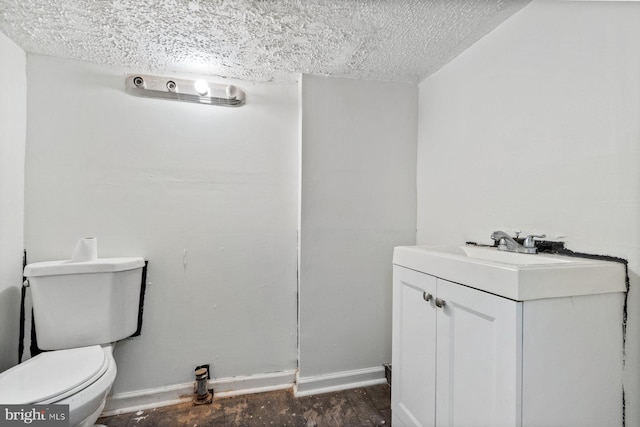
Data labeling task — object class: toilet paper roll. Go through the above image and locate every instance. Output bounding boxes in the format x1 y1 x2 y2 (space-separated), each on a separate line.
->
71 237 98 262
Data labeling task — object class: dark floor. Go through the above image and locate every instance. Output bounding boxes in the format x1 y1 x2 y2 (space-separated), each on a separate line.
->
98 384 391 427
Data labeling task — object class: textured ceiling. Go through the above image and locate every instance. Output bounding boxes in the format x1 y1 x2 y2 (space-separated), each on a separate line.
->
0 0 530 82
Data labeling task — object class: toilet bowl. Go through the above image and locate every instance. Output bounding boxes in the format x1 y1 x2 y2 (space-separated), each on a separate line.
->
0 345 117 427
0 255 145 427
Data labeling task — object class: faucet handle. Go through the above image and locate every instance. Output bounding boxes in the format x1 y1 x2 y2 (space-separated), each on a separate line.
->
523 234 546 248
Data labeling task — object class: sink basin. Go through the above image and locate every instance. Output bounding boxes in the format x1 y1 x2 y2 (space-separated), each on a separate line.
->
439 245 574 265
393 245 625 301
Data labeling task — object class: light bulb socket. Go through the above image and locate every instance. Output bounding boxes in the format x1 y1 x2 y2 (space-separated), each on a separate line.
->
132 76 145 88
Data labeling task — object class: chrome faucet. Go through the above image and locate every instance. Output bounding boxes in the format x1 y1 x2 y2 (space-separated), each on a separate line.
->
491 231 521 252
491 231 546 254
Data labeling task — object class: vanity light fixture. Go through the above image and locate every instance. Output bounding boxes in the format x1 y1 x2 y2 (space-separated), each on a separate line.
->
125 74 245 107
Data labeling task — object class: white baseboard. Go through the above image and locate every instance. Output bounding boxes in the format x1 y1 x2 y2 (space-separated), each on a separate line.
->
102 366 388 416
293 366 387 397
102 369 297 416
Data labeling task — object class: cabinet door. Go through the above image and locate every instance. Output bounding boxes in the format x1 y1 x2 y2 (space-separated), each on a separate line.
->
392 266 437 427
435 279 522 427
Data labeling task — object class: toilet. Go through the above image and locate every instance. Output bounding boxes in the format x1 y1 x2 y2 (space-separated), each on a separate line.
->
0 257 145 427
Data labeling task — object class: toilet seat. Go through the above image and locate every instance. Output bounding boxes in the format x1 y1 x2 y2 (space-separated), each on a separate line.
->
0 345 108 404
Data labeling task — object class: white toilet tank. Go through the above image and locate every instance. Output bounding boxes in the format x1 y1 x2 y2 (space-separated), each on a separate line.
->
24 257 145 350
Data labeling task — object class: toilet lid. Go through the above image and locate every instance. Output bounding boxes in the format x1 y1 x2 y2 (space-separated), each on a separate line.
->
0 345 108 404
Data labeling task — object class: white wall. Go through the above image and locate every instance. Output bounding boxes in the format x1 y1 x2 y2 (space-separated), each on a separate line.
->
298 75 417 388
25 55 299 393
417 0 640 423
0 31 26 373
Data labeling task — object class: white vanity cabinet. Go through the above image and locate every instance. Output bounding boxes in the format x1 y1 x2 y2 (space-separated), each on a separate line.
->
391 246 626 427
393 266 521 427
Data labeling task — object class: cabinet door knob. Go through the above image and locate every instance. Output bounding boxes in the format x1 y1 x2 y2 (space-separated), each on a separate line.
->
435 298 446 308
423 292 432 302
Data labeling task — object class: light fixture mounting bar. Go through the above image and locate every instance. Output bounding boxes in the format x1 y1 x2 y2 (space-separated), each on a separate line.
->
125 74 246 107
